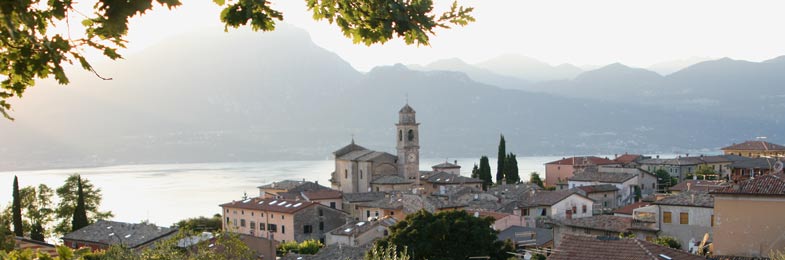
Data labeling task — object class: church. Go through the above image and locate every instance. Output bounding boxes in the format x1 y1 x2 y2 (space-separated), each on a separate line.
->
330 104 483 194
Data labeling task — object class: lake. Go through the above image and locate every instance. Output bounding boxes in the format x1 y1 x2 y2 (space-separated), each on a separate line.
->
0 157 562 227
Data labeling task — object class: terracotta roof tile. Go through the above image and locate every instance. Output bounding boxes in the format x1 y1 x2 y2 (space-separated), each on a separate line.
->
614 154 643 164
557 215 656 233
302 190 342 200
654 191 714 208
549 234 704 260
577 184 619 193
545 156 619 166
722 140 785 151
612 201 651 215
712 174 785 196
669 180 728 193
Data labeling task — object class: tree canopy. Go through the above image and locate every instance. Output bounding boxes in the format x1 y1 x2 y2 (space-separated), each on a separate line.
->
0 0 474 120
54 174 112 235
373 210 513 260
496 135 506 184
478 156 492 190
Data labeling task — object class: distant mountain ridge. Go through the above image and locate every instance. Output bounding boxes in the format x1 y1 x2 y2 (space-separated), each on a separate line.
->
0 25 781 171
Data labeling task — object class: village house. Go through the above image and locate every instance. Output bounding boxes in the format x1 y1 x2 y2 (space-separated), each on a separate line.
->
612 153 646 167
567 166 657 207
62 220 178 251
653 191 714 253
14 237 58 257
220 197 350 243
722 140 785 158
576 184 619 213
342 192 386 220
710 174 785 258
729 157 784 182
325 217 397 247
509 189 594 220
257 180 344 210
552 215 658 247
544 156 621 187
466 210 528 231
549 234 705 260
420 171 483 195
639 155 748 181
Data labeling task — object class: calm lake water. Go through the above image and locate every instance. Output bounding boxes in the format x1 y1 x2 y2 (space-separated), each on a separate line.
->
0 156 563 227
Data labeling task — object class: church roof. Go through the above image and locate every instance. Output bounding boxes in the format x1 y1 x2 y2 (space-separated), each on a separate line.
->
371 175 414 185
338 150 375 161
432 161 460 169
399 104 415 113
333 141 368 157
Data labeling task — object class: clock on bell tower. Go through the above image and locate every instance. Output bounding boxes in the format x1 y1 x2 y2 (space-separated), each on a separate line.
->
397 103 420 181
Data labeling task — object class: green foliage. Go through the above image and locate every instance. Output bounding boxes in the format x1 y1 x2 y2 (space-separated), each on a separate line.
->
497 135 506 184
277 239 323 256
543 186 556 191
695 165 718 180
653 236 682 249
531 254 546 260
654 169 673 191
0 214 14 252
504 153 520 184
529 172 544 188
55 174 112 236
770 249 785 260
174 214 223 232
471 164 480 179
619 232 636 239
12 176 23 237
366 244 411 260
479 156 493 191
374 210 513 260
71 176 90 232
0 0 473 119
634 185 642 202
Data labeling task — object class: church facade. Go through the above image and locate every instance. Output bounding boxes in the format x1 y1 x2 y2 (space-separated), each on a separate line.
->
330 104 423 193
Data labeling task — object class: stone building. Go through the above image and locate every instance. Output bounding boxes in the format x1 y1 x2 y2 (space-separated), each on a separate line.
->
653 191 714 253
220 198 350 243
722 140 785 158
330 104 424 194
544 156 621 187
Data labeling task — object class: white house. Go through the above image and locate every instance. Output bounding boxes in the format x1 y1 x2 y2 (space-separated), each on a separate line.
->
512 189 595 220
568 166 657 207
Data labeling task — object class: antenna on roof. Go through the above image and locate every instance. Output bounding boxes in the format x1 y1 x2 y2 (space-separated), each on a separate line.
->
351 134 355 144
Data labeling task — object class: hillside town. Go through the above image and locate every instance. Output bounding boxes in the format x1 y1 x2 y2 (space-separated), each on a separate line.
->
6 104 785 260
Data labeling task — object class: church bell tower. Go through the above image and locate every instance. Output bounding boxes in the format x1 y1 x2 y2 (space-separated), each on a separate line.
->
396 103 420 182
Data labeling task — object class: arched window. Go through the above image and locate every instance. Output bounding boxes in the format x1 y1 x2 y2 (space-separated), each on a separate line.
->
344 169 348 179
407 129 414 141
399 130 402 141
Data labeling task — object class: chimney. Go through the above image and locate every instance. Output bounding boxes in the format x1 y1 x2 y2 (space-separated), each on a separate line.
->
686 153 690 157
656 155 660 159
691 194 695 204
315 180 318 185
454 160 458 165
615 154 618 159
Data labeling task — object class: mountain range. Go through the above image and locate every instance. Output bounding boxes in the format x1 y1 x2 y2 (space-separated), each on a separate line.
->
0 25 782 171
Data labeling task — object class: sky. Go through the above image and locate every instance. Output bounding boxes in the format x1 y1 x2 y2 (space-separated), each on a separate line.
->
79 0 785 71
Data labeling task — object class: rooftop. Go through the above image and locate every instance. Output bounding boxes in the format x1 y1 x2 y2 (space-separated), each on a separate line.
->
333 141 368 157
496 226 553 247
343 192 387 203
654 191 714 208
730 157 783 169
712 174 785 197
569 168 637 183
722 140 785 151
371 175 414 185
432 161 460 169
577 184 619 193
557 215 657 233
219 197 318 214
613 154 643 164
329 217 397 236
518 189 591 208
546 156 619 166
301 189 342 200
549 234 705 260
423 171 483 184
62 220 177 248
612 201 652 215
669 180 728 193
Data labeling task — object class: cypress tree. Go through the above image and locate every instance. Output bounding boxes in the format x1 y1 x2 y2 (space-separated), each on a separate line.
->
12 176 23 237
30 222 44 242
496 134 506 184
505 153 520 184
471 163 480 179
71 176 89 232
479 156 493 190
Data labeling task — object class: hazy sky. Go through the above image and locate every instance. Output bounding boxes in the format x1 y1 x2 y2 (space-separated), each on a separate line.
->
107 0 785 71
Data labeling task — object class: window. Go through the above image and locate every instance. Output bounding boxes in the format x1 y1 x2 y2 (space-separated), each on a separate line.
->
663 212 672 223
282 215 285 220
319 221 324 231
360 170 363 179
271 214 274 218
680 212 689 225
268 224 277 232
233 219 238 226
304 225 313 234
375 211 379 217
541 208 547 216
391 211 395 215
226 217 229 224
407 129 414 141
523 208 529 216
711 215 714 227
319 209 324 216
250 221 256 229
240 219 246 227
241 210 244 215
572 206 577 214
604 194 607 198
330 202 336 208
376 187 380 191
603 201 608 207
582 205 587 214
345 170 348 179
251 212 254 216
282 225 285 234
652 183 655 189
260 223 265 230
399 130 402 141
226 209 229 213
367 210 371 218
